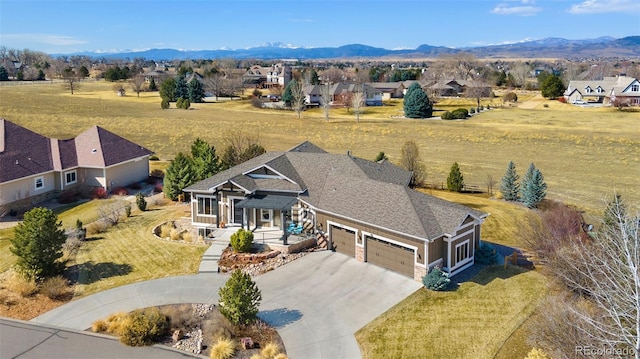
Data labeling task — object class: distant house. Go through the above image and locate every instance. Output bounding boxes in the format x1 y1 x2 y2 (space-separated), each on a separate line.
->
564 76 640 106
243 63 291 88
0 119 153 211
184 142 487 280
367 82 406 100
143 70 169 84
303 83 383 106
425 79 464 97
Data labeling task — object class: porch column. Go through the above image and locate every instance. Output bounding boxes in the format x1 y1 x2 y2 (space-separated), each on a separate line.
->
282 210 288 245
215 190 220 228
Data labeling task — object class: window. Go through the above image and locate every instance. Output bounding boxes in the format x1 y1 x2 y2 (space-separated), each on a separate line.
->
261 209 272 222
34 176 44 190
631 84 639 92
455 241 470 264
197 197 215 216
65 170 77 185
585 87 592 93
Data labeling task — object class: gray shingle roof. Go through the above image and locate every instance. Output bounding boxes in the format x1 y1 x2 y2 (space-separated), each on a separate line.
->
0 119 54 183
185 142 485 240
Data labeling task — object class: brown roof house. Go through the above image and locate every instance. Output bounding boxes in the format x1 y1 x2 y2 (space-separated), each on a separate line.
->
0 119 153 212
184 142 487 281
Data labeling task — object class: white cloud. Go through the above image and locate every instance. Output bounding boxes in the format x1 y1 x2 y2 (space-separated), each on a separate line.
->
492 1 542 16
1 33 88 46
569 0 640 14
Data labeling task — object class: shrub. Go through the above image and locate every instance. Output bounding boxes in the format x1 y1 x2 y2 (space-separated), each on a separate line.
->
261 342 281 358
440 111 453 120
57 189 79 204
161 98 170 109
230 228 253 253
218 270 262 326
150 169 164 178
161 304 200 332
525 348 551 359
4 270 38 297
503 92 518 102
170 228 182 241
182 232 193 243
251 96 264 108
479 105 484 110
252 89 263 98
469 107 475 114
124 204 132 217
451 108 468 119
474 243 498 264
120 308 169 346
40 275 68 299
86 220 108 235
209 337 235 359
112 187 128 196
422 267 450 291
63 236 83 255
160 223 175 238
136 192 147 211
92 320 108 333
149 155 159 161
543 103 549 108
176 98 184 109
92 187 108 199
102 312 128 334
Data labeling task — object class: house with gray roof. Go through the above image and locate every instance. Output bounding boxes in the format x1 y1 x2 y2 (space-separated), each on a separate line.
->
564 75 640 106
0 119 153 212
184 141 487 280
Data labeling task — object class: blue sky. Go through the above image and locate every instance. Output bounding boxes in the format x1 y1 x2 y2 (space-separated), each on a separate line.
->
1 0 639 54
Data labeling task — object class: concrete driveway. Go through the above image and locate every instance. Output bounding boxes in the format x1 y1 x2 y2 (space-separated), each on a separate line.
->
33 251 421 358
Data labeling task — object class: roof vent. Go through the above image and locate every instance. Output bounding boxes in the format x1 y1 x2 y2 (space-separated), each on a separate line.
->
91 149 97 153
347 150 351 156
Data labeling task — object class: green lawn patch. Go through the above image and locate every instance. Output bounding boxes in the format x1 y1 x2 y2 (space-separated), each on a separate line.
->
355 265 547 359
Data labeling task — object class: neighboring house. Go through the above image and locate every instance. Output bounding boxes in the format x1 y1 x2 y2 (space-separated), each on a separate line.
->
243 63 291 88
185 72 205 85
143 70 169 84
0 119 153 211
564 76 640 106
304 83 383 106
184 142 487 281
425 79 465 97
367 82 406 100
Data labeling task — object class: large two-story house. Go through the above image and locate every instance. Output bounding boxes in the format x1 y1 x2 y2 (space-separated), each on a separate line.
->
564 75 640 106
184 142 486 281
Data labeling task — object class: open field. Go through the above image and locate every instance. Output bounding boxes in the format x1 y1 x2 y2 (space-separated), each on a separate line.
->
1 81 637 213
356 265 547 359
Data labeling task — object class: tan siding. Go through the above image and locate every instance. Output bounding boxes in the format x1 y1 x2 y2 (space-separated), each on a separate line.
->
79 168 106 188
316 211 426 265
191 201 217 225
450 232 474 267
429 237 444 265
0 172 56 206
105 159 150 190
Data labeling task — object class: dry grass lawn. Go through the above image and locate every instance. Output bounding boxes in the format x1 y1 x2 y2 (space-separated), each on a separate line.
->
1 81 636 213
356 265 547 359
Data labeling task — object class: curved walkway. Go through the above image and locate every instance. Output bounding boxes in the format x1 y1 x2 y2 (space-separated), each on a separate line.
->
33 251 421 359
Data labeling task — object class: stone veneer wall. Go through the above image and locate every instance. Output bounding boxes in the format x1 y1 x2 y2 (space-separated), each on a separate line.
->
414 265 427 282
355 246 365 262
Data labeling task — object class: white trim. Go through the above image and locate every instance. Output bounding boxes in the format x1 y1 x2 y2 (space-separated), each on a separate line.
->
446 260 474 277
228 180 252 194
228 196 245 224
361 230 419 267
34 176 44 191
454 240 471 265
1 170 54 186
64 170 77 186
260 209 273 225
242 164 297 185
195 195 217 217
444 228 475 242
428 258 444 269
327 220 358 253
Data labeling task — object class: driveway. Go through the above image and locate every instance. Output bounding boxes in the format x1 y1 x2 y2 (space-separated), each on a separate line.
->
33 251 421 358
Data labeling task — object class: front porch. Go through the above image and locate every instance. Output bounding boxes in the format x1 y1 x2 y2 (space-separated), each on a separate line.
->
201 224 317 254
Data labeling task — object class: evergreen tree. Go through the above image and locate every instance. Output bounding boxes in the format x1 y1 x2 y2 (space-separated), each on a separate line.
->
520 163 536 200
191 138 220 180
163 152 196 201
374 151 388 162
446 162 465 192
521 168 547 209
149 77 157 91
174 76 188 100
37 69 46 80
0 66 8 81
601 193 626 233
500 161 520 201
403 82 432 118
310 69 320 85
159 78 176 101
78 66 90 78
218 270 262 326
282 79 297 107
540 73 565 99
187 79 205 103
10 207 66 279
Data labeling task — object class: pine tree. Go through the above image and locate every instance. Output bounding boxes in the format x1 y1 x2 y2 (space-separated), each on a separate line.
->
159 78 176 101
0 65 10 81
522 168 547 209
310 69 320 85
10 207 66 279
500 161 520 201
163 153 196 201
446 162 465 192
191 138 220 181
218 270 262 326
187 79 205 103
149 77 157 91
282 79 297 107
174 76 188 100
403 82 432 118
520 163 536 200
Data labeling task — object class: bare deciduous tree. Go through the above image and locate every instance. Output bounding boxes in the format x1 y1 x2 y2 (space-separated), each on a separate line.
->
510 62 531 89
129 74 145 97
351 86 365 123
486 174 497 196
399 141 426 188
320 83 332 122
62 67 80 94
205 72 225 101
321 67 345 83
290 79 306 119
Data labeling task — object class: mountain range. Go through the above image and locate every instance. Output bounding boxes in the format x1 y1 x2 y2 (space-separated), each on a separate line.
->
63 36 640 60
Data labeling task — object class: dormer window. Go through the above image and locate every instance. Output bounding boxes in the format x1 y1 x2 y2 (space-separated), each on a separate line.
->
632 84 640 92
596 86 603 93
585 86 592 94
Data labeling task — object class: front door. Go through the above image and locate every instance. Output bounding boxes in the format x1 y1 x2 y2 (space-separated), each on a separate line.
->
233 199 244 225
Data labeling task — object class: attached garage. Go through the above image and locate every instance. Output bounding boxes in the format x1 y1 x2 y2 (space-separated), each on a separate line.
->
365 235 415 278
330 225 356 257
